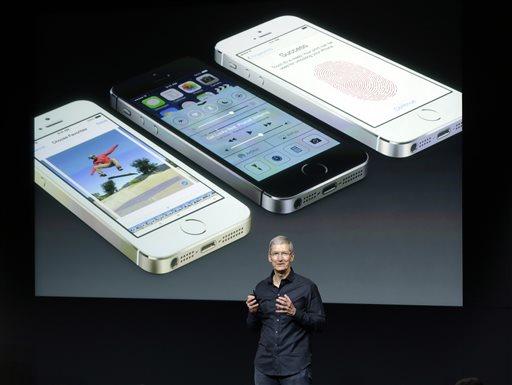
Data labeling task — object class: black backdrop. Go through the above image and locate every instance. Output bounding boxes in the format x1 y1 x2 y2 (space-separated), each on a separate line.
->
2 2 511 384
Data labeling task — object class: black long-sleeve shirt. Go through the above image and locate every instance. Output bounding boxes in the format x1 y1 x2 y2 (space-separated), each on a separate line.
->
247 269 326 376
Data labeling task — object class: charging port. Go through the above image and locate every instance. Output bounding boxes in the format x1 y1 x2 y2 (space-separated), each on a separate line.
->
437 129 450 139
201 242 216 253
322 183 337 195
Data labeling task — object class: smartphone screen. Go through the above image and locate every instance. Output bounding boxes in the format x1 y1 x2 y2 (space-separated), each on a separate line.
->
132 69 338 182
237 25 452 128
34 113 222 237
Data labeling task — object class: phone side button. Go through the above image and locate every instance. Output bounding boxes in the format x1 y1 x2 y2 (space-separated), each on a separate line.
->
257 76 264 86
37 175 46 188
122 108 132 117
180 219 206 235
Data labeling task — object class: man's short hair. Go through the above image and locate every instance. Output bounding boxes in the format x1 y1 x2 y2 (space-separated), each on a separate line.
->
268 235 294 254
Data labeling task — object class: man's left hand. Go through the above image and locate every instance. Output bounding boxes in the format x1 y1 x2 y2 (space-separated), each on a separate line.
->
276 294 296 316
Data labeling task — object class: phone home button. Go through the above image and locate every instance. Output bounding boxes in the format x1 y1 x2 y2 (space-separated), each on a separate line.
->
418 109 441 121
301 163 328 176
180 219 206 235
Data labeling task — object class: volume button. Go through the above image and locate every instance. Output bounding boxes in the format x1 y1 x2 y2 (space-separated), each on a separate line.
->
122 108 132 116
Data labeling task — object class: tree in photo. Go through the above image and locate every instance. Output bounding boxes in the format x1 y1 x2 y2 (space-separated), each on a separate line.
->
131 158 158 175
101 180 117 196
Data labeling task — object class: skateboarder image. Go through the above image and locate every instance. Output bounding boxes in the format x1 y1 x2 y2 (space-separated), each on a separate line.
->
89 144 123 177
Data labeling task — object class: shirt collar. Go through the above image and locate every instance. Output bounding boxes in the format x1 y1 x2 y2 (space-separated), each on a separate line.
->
267 268 295 284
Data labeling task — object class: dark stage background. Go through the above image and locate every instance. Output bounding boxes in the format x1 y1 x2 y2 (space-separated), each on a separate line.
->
2 1 511 384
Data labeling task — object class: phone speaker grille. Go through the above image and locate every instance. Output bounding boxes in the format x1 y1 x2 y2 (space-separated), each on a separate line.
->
415 120 462 153
170 226 246 271
338 168 366 188
218 226 245 245
417 135 434 150
179 250 198 266
303 191 320 205
298 166 366 210
45 120 63 128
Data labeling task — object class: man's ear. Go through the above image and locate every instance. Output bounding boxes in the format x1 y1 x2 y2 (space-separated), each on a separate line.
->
268 254 273 264
290 253 295 262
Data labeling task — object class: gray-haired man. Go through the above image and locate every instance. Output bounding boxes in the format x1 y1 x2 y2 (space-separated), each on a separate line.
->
246 236 326 385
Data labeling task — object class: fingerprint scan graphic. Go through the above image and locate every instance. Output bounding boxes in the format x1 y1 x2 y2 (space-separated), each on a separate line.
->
314 61 397 101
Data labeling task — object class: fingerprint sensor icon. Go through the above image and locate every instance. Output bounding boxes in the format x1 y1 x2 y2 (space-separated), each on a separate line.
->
314 61 397 101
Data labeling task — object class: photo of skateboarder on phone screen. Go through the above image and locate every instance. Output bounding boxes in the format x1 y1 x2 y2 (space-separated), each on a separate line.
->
89 144 123 177
45 128 196 217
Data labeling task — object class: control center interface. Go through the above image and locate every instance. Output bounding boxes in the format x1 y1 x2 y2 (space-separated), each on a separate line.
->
133 68 338 181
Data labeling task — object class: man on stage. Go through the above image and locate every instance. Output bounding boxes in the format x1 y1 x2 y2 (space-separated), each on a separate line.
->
246 235 326 385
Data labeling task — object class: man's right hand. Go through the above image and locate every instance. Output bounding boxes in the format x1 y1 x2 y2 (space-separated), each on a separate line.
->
246 294 259 314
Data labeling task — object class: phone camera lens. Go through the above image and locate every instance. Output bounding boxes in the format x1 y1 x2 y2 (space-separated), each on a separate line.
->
294 198 302 210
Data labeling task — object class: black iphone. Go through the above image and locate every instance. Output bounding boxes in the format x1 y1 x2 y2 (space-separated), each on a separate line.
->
111 57 368 214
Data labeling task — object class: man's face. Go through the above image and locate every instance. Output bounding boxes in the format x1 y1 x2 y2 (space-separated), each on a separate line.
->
268 243 294 273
